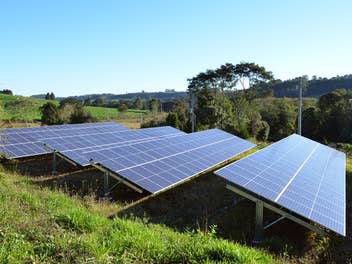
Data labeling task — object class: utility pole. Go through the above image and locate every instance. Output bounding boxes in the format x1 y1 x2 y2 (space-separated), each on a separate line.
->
189 95 195 133
297 77 303 135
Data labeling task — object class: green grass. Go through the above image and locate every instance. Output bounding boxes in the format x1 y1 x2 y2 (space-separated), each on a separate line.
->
0 94 51 122
84 106 119 118
0 94 149 123
0 167 276 263
84 106 148 119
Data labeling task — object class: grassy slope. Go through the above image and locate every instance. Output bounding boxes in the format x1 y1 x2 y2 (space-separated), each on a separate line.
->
0 94 50 122
0 94 147 123
0 168 276 263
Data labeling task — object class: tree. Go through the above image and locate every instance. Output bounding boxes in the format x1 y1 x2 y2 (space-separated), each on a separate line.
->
187 62 273 131
0 89 13 95
40 102 61 125
256 121 270 141
301 107 320 139
84 98 92 106
70 108 95 124
172 100 189 131
166 112 179 128
92 97 105 106
118 103 128 112
133 97 143 109
149 98 159 113
60 97 82 108
45 92 55 100
259 99 295 141
234 62 274 90
58 103 76 124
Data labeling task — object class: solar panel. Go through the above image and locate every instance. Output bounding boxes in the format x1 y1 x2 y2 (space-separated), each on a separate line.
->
51 126 186 166
0 122 129 158
88 129 256 194
215 134 346 236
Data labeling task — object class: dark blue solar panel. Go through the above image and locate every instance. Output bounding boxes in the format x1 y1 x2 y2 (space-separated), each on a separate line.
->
0 122 129 158
215 134 346 236
55 126 185 166
88 129 255 194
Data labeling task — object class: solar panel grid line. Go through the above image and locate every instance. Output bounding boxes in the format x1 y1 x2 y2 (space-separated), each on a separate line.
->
215 134 295 177
115 134 236 173
0 122 125 135
55 128 186 166
24 128 130 143
279 191 342 227
308 150 334 218
150 140 256 194
117 136 256 193
243 143 302 189
274 143 319 202
86 130 214 162
215 134 346 236
0 122 131 159
81 132 184 154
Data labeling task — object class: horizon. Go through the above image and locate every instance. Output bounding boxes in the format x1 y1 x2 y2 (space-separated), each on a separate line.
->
1 0 352 97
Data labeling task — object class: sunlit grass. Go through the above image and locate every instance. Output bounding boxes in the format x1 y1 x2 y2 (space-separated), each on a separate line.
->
0 168 276 263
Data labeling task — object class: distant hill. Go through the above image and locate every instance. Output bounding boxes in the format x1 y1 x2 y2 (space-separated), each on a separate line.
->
257 75 352 98
32 91 188 102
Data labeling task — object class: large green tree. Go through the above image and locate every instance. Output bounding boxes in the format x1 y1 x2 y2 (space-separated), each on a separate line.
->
187 62 273 133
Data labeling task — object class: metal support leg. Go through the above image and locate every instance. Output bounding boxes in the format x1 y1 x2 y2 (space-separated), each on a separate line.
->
253 200 264 244
104 171 109 196
51 151 58 175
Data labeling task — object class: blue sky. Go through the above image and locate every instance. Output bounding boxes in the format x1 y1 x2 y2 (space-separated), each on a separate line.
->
1 0 351 97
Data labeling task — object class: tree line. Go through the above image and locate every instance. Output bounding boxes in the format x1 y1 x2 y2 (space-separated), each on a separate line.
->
257 74 352 98
162 62 352 144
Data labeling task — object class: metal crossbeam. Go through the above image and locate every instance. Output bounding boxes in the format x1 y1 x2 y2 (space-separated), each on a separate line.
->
226 184 325 239
91 163 143 194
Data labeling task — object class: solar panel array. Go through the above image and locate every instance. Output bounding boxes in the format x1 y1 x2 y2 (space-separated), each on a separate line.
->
52 126 186 166
88 129 256 193
215 134 346 236
0 122 129 158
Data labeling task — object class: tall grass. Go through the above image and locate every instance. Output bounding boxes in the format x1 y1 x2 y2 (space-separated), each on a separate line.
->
0 168 276 263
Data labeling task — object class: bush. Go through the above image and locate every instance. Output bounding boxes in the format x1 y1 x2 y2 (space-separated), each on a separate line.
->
166 112 179 128
118 104 128 112
256 121 270 141
70 108 96 124
41 102 61 125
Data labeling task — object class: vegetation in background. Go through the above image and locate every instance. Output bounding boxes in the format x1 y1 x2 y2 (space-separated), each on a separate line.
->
257 74 352 98
45 92 55 100
0 89 13 95
0 93 49 122
40 98 96 125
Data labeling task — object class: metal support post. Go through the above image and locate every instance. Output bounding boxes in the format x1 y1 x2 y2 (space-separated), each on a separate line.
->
51 151 58 175
226 184 325 236
253 200 264 243
190 94 195 133
298 78 303 135
103 171 109 196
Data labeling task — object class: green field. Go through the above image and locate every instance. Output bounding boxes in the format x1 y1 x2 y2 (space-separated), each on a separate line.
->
0 94 149 124
0 94 50 122
84 106 148 119
0 167 276 263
